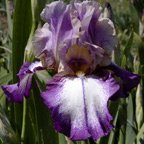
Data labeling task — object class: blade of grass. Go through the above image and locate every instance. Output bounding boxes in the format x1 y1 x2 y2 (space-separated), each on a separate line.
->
107 106 120 144
33 72 59 144
12 0 33 140
12 0 32 81
125 95 136 144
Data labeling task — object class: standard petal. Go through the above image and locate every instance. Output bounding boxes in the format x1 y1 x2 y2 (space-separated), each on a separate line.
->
73 1 102 30
88 18 117 66
32 23 53 57
94 18 117 51
34 1 75 69
41 74 119 140
41 1 66 26
41 1 73 45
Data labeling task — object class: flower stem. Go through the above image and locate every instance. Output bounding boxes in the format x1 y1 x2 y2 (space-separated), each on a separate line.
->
21 98 27 144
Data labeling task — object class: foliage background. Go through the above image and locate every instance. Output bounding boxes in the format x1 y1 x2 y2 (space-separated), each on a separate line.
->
0 0 144 144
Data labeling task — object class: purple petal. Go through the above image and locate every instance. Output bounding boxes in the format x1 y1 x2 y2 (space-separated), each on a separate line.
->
107 63 140 99
73 1 102 30
33 1 117 70
41 73 119 140
17 62 31 80
33 24 56 68
91 18 117 50
17 61 42 80
91 18 117 66
2 61 43 102
28 61 43 72
34 2 74 69
17 74 33 97
32 23 54 57
1 74 33 102
1 84 22 102
40 1 73 47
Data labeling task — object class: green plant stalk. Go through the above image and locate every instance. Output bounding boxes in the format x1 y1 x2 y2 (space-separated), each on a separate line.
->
21 98 27 144
31 91 40 143
136 122 144 141
12 0 32 82
12 0 32 138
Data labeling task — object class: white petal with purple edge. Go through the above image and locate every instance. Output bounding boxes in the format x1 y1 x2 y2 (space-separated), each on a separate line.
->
41 74 119 140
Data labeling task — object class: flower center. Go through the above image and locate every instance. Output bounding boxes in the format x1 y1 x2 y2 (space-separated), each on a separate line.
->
65 44 93 75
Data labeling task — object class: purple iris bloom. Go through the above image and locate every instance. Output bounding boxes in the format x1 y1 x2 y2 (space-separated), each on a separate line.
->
2 1 140 141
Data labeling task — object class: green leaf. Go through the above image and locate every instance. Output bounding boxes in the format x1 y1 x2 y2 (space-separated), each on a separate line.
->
121 30 134 68
34 70 51 90
125 96 136 144
31 72 58 144
136 123 144 142
107 106 120 144
0 72 12 85
0 106 18 144
12 0 33 140
118 126 125 144
123 30 134 56
113 44 121 65
135 84 143 130
12 0 32 81
58 134 67 144
5 0 13 38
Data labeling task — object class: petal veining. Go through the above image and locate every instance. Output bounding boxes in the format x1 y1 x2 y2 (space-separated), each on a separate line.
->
41 73 119 140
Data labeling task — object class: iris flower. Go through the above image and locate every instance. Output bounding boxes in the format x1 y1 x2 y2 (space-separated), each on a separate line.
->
2 1 140 141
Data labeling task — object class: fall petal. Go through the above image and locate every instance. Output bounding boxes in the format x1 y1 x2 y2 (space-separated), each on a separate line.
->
1 74 32 102
2 62 43 102
108 63 140 99
41 74 119 140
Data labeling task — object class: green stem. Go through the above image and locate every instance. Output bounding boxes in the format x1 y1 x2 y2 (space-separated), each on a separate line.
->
21 98 27 144
31 91 40 143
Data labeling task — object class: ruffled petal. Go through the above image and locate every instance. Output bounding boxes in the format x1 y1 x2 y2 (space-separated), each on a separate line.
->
107 63 140 99
41 73 119 140
73 1 102 30
34 1 75 69
32 23 53 57
41 1 73 48
2 61 43 102
32 24 57 69
33 1 117 71
93 18 117 66
41 1 66 27
91 18 117 50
